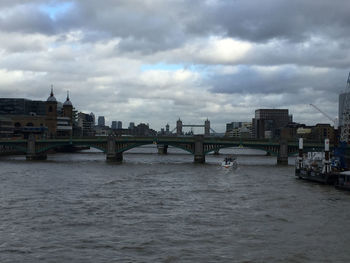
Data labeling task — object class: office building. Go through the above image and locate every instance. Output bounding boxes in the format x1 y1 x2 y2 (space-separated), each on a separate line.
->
225 122 252 138
0 98 46 116
97 116 105 127
117 121 122 129
111 121 117 129
252 109 292 139
129 122 135 129
78 112 95 136
339 92 350 127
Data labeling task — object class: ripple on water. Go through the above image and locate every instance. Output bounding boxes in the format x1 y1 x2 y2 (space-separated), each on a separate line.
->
1 152 350 262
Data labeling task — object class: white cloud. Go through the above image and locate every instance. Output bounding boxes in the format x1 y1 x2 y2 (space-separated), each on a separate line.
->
0 0 349 131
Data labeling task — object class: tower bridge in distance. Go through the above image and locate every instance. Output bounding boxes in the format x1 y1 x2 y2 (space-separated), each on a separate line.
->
0 135 336 165
173 118 218 136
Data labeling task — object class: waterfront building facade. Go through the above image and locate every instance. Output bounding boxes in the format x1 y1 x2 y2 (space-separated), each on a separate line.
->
252 109 292 139
0 89 74 138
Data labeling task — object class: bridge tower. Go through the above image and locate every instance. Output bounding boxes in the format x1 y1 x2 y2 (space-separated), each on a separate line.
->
204 119 210 136
45 86 58 138
165 123 170 134
176 118 183 136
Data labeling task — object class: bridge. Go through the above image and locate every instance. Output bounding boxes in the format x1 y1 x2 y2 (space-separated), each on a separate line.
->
0 135 333 164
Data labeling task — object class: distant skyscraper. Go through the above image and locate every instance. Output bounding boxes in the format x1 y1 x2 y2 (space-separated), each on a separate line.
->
129 122 135 129
90 112 95 125
78 112 95 136
117 121 122 129
111 121 117 129
339 92 350 127
98 116 105 127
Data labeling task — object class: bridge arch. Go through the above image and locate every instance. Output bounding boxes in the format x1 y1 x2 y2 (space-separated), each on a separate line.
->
36 142 107 154
116 142 194 154
1 144 27 154
204 144 279 156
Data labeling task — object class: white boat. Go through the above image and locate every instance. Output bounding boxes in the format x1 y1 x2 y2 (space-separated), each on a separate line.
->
221 157 237 168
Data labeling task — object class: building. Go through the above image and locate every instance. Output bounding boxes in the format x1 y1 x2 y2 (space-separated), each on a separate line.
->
0 116 14 138
296 124 335 143
225 122 252 138
90 112 95 126
77 112 95 136
133 123 157 136
312 124 335 143
0 98 46 116
111 121 117 129
45 89 73 138
226 122 243 131
339 92 350 127
252 109 292 139
117 121 122 129
0 89 74 139
280 122 305 141
129 122 135 130
97 116 105 127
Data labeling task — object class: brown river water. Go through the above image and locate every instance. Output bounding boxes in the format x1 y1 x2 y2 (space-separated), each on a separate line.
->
1 147 350 262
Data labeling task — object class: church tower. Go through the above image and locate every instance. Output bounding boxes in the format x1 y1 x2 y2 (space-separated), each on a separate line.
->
63 91 73 121
45 86 58 138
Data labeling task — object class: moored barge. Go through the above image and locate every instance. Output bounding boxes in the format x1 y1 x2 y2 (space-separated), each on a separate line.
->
335 171 350 190
295 138 345 187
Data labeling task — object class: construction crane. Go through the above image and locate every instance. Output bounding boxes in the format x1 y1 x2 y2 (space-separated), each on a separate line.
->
340 72 350 143
309 104 338 128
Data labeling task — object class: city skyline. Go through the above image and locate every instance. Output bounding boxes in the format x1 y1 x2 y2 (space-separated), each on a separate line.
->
0 1 349 131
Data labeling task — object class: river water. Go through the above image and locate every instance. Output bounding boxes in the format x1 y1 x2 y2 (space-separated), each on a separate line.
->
1 147 350 263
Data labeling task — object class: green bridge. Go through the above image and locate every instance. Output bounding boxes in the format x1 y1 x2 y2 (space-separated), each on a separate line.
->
0 135 331 164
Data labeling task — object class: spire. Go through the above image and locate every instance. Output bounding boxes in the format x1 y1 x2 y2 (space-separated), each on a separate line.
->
63 90 72 106
47 85 57 102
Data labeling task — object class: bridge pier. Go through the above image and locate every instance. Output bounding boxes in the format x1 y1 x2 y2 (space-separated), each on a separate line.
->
213 149 220 155
277 139 288 165
157 144 168 155
106 135 123 163
194 135 205 163
26 134 47 161
106 152 123 162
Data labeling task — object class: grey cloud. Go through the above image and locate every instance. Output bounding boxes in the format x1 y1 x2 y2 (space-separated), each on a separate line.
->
197 0 350 43
0 0 348 129
208 66 348 96
2 0 350 54
0 5 55 34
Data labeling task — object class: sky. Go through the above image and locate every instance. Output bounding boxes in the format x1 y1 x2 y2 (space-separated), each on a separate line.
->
0 0 349 132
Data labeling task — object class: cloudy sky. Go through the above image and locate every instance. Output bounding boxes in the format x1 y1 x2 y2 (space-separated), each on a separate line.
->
0 0 349 131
